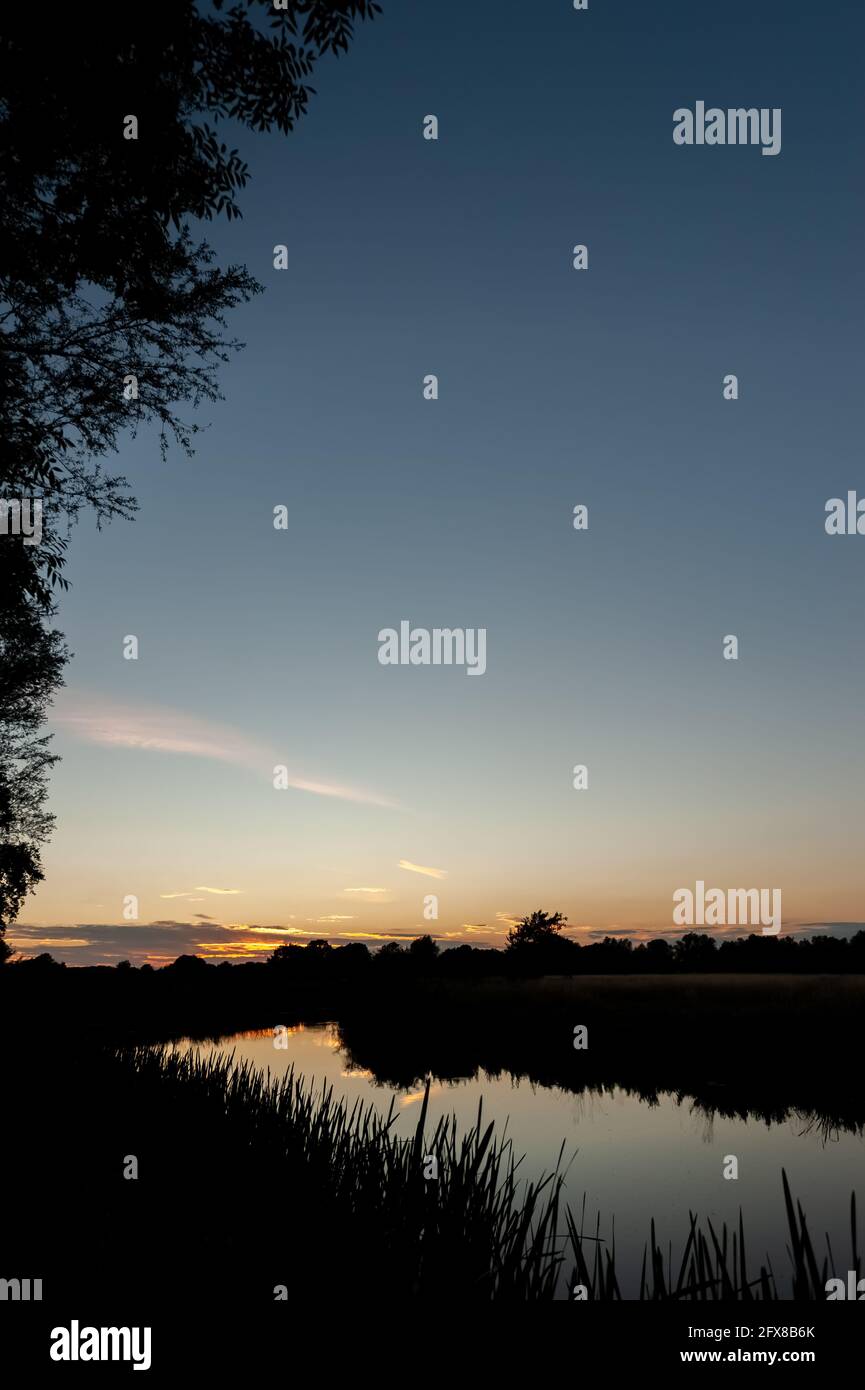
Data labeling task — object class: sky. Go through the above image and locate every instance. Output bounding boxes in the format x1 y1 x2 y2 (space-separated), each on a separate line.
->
11 0 865 964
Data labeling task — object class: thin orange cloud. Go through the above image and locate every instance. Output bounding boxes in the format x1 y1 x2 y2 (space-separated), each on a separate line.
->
495 911 520 927
161 887 241 899
7 936 92 949
241 926 305 937
195 941 276 956
338 930 414 941
398 860 447 879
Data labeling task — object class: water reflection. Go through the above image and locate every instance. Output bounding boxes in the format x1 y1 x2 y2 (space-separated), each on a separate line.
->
179 1023 864 1297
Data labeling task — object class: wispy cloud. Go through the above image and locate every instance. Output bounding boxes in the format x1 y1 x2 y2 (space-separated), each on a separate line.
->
398 859 447 879
281 776 395 807
11 936 93 949
161 887 241 900
52 695 262 766
244 925 304 936
51 694 397 808
338 930 416 942
342 886 390 895
441 923 504 939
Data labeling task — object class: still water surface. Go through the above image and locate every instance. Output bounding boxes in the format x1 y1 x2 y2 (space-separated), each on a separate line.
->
180 1023 864 1296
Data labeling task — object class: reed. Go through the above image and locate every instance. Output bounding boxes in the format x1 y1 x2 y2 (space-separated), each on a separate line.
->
113 1043 861 1301
566 1179 861 1300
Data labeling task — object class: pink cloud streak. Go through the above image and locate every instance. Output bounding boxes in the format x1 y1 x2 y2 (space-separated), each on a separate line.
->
51 694 397 808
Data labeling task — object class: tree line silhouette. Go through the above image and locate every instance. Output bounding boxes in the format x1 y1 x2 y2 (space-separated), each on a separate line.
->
7 907 865 983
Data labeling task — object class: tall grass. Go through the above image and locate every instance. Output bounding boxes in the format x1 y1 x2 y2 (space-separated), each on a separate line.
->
115 1044 860 1301
118 1043 567 1298
567 1177 861 1299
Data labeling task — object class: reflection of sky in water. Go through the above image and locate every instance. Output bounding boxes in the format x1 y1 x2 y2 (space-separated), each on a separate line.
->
179 1025 865 1298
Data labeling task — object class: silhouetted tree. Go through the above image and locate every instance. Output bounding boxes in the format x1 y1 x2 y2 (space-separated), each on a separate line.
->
503 910 575 977
376 941 406 970
408 934 439 966
0 561 66 953
337 942 372 974
165 953 209 973
18 952 63 971
642 938 673 970
268 942 303 967
673 932 717 971
505 910 567 951
0 0 382 921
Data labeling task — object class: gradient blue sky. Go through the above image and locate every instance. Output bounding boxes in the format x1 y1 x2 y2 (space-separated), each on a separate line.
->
13 0 865 963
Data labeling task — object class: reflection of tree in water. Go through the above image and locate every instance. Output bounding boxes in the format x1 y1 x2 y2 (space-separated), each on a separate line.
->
334 1015 865 1141
686 1101 716 1145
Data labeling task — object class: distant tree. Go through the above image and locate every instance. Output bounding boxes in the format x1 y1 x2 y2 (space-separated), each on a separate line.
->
305 939 333 957
505 910 568 951
642 938 673 971
165 953 209 972
18 952 63 971
585 936 633 971
337 942 371 971
376 941 405 961
672 932 717 971
408 934 439 965
439 943 493 978
268 943 301 967
504 910 575 977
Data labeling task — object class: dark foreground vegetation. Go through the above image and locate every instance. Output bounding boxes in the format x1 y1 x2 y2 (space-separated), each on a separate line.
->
3 917 862 1302
4 1042 859 1302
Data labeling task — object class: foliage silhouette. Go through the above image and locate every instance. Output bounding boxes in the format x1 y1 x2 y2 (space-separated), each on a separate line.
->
0 1 381 943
